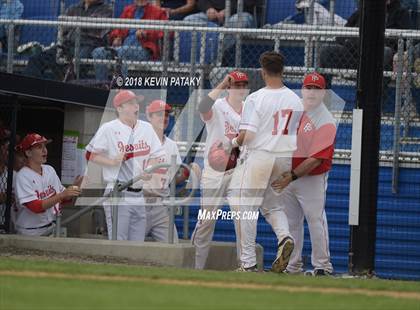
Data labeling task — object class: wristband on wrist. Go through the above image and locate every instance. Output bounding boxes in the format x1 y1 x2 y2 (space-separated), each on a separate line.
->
231 137 240 148
290 170 298 181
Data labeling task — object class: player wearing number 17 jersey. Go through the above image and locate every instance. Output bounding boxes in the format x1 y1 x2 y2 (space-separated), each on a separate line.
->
228 51 303 272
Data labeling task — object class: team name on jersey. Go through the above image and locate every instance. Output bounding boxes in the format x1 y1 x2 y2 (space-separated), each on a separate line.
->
117 140 151 156
224 121 238 139
35 185 56 200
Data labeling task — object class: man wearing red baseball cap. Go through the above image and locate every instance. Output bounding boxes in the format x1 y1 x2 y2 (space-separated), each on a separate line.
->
143 100 200 242
272 72 336 276
14 133 82 236
85 90 166 241
191 70 249 269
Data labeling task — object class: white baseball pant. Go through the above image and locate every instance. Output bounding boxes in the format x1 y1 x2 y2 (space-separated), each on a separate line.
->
229 149 293 269
104 190 146 241
283 173 333 273
191 169 240 269
145 202 179 243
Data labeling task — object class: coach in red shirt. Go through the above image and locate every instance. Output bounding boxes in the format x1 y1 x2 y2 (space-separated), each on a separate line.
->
272 72 336 276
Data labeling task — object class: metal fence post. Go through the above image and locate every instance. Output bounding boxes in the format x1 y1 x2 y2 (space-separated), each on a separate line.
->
111 182 120 240
187 32 197 145
199 31 207 65
55 213 62 237
183 200 189 239
173 31 180 65
330 0 336 26
235 0 244 67
162 29 170 88
168 155 177 244
60 0 65 15
274 37 280 53
402 39 414 138
74 26 81 80
6 22 15 73
216 0 231 66
392 37 404 194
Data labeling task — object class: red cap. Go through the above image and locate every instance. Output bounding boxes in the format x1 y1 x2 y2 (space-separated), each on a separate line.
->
229 71 249 83
17 133 51 152
113 90 144 108
146 100 172 114
303 72 326 89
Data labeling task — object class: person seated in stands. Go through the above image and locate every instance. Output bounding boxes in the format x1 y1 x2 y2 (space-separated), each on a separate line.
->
183 0 256 28
91 0 167 81
23 0 112 81
271 0 346 26
0 0 23 57
155 0 197 20
319 0 410 88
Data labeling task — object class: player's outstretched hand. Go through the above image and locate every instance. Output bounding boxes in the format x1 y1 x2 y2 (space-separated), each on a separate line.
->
61 186 82 199
271 172 292 193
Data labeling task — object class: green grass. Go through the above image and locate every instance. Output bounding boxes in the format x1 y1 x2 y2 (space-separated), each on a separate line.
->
1 257 420 310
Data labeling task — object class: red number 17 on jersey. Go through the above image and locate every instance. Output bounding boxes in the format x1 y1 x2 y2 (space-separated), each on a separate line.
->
272 109 294 135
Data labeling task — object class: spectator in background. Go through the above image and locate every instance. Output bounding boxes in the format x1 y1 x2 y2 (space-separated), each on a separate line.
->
91 0 167 81
319 0 409 88
273 0 346 26
0 0 23 57
23 0 112 81
184 0 256 28
155 0 197 20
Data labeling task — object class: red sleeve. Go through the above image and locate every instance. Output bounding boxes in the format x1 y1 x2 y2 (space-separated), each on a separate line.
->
85 151 99 161
308 124 336 158
311 144 335 160
109 6 132 42
24 200 45 214
143 8 168 41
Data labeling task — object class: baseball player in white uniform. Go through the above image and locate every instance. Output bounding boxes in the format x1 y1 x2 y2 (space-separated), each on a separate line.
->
145 100 200 242
191 70 249 269
272 72 336 276
85 90 165 241
14 133 82 236
228 51 304 272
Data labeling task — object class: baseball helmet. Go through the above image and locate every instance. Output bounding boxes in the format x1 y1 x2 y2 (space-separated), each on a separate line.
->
208 140 240 172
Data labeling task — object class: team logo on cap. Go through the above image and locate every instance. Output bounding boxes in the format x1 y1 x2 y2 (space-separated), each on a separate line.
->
303 122 313 133
311 75 319 82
